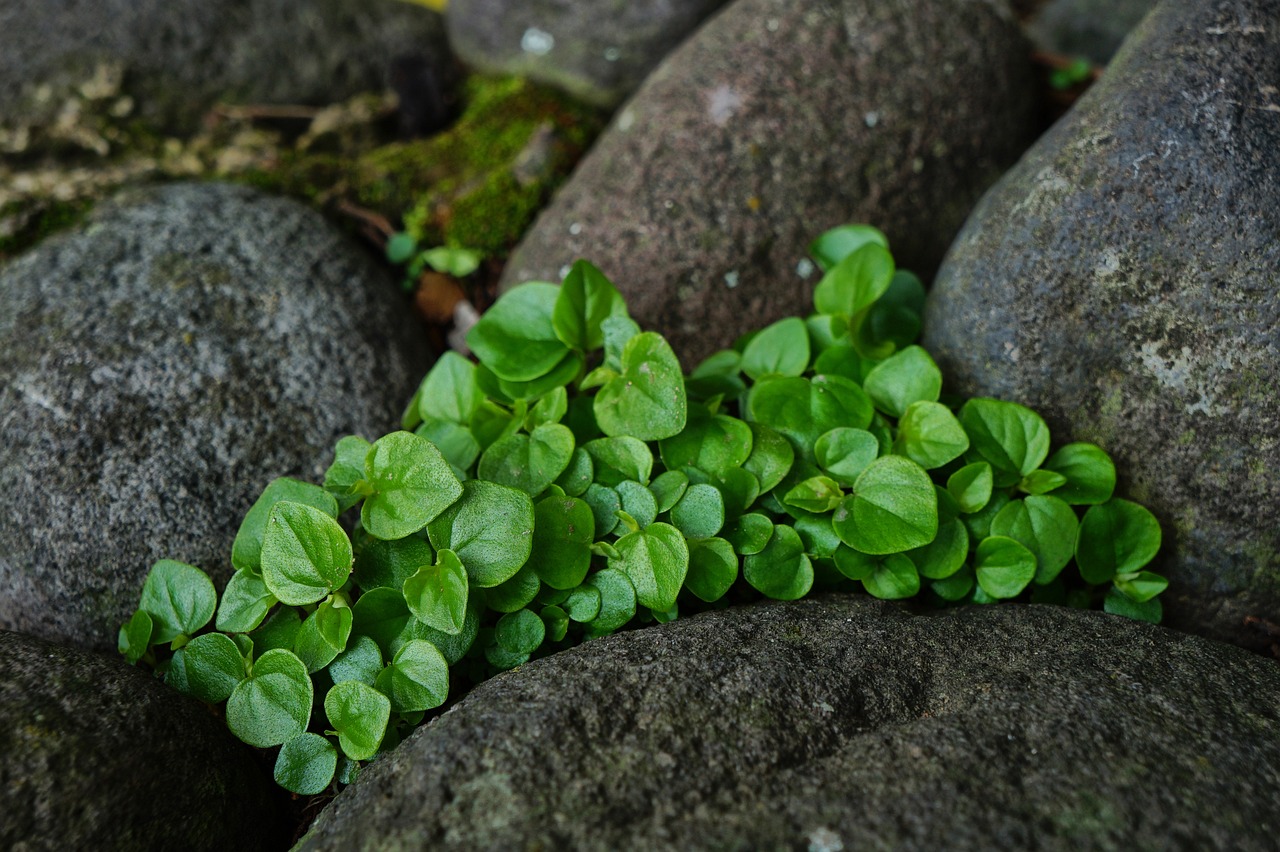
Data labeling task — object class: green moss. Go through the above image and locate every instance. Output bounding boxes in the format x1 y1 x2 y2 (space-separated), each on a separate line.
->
0 198 96 259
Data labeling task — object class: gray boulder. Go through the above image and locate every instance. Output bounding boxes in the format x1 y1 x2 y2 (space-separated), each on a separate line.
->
0 630 283 850
500 0 1038 367
1027 0 1158 64
445 0 729 108
923 0 1280 649
0 0 451 135
298 597 1280 850
0 182 432 651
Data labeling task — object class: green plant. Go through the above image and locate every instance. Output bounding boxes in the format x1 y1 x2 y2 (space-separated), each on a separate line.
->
1050 57 1094 90
385 231 481 290
119 224 1166 794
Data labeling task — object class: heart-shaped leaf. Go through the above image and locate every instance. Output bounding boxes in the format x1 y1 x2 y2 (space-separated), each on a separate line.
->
594 331 687 441
226 649 312 748
743 525 813 600
832 456 938 555
274 733 337 796
403 549 469 634
361 431 464 540
1075 499 1162 584
426 480 535 588
139 560 217 644
261 502 353 607
374 639 449 713
974 536 1037 599
478 422 575 496
553 259 628 352
467 282 570 382
233 478 339 573
325 681 390 761
608 523 689 612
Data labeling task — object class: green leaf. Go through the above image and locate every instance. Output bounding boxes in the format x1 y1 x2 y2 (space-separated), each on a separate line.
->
414 418 480 476
527 495 595 589
894 401 969 470
616 480 659 530
833 545 876 581
415 351 480 426
814 427 879 486
325 681 390 761
812 242 895 317
426 480 535 587
863 554 920 600
809 224 889 271
386 232 417 263
566 585 602 622
601 315 641 371
906 517 969 580
1103 586 1163 623
553 259 628 352
746 375 873 463
1044 443 1116 505
554 446 594 496
649 470 690 514
261 503 353 607
961 490 1010 541
328 635 383 686
275 733 338 796
594 331 688 441
783 476 844 514
249 607 301 656
117 610 152 665
495 609 546 656
608 523 689 612
478 423 575 496
582 483 622 537
742 423 795 493
583 436 653 486
181 632 246 703
931 565 975 601
362 431 464 540
658 412 753 479
726 513 774 556
794 512 841 559
669 484 725 539
497 350 584 402
581 567 636 634
974 536 1037 599
352 533 433 593
374 639 449 713
420 246 481 278
990 496 1078 584
862 346 942 418
482 564 542 613
226 649 312 748
960 399 1052 482
403 549 468 634
139 560 217 644
685 349 746 401
324 435 374 512
832 456 938 555
413 603 480 665
215 568 277 633
1114 571 1169 604
233 478 339 573
467 283 570 382
527 387 569 429
741 316 810 380
743 525 813 600
714 467 760 520
293 595 353 673
471 398 516 451
1019 469 1068 495
1075 499 1162 584
351 588 410 656
684 537 738 602
857 270 926 356
541 605 570 642
947 462 994 514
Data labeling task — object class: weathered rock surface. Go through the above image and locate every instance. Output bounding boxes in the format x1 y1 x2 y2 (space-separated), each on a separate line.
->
1027 0 1157 64
0 0 451 136
923 0 1280 649
0 630 283 851
298 597 1280 850
500 0 1038 367
0 182 432 651
445 0 729 108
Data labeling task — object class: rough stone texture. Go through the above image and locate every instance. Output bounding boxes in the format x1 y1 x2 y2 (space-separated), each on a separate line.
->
0 182 432 651
1026 0 1157 63
500 0 1039 367
923 0 1280 649
299 597 1280 850
445 0 730 108
0 630 284 851
0 0 451 134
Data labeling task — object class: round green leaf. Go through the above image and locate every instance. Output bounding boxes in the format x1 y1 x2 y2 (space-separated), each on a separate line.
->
715 467 761 520
931 565 975 601
863 346 942 418
1103 586 1163 623
232 478 338 573
553 260 628 352
947 462 994 514
1076 499 1162 584
649 470 690 514
495 609 546 656
812 242 895 317
414 603 481 665
906 517 969 580
726 513 774 556
990 496 1079 584
555 446 594 496
746 375 873 463
139 560 217 644
602 315 641 371
325 680 390 761
659 412 754 479
1044 442 1116 505
527 495 595 590
261 502 353 607
1019 469 1068 496
352 533 434 593
328 635 383 686
1113 570 1169 604
350 587 411 656
832 456 938 555
226 649 312 748
584 568 637 636
216 568 277 633
362 431 464 541
863 553 920 600
275 733 337 796
478 423 575 496
961 490 1011 541
616 480 659 530
685 537 738 602
416 417 481 474
374 639 449 713
974 536 1037 599
794 512 841 559
783 476 843 514
894 401 970 470
741 423 794 494
566 585 602 622
583 436 653 486
594 331 688 441
249 607 302 656
582 482 622 537
324 435 374 512
814 427 879 486
183 632 246 703
542 605 570 642
960 398 1051 482
415 350 480 426
833 545 876 581
467 282 570 382
483 564 542 613
743 525 814 600
293 595 353 673
741 316 810 380
670 484 725 539
809 224 889 271
426 480 535 588
118 609 153 665
403 549 469 634
608 523 689 612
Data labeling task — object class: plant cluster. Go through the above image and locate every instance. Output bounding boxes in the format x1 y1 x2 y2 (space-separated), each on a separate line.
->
119 225 1166 795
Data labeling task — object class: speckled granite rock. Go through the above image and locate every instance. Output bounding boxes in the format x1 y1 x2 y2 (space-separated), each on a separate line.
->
298 597 1280 850
924 0 1280 649
0 182 432 650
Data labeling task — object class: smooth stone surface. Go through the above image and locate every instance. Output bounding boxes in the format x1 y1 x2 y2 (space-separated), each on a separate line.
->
0 0 450 134
0 630 283 851
0 182 432 651
1027 0 1157 64
500 0 1038 367
446 0 729 108
298 597 1280 850
923 0 1280 649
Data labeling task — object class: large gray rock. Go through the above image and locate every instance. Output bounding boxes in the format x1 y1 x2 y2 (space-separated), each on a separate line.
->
500 0 1038 367
298 597 1280 850
445 0 729 108
0 0 450 135
0 630 283 850
1027 0 1157 64
0 182 432 651
923 0 1280 649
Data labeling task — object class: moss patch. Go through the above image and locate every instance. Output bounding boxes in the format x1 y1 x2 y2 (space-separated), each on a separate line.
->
0 198 96 260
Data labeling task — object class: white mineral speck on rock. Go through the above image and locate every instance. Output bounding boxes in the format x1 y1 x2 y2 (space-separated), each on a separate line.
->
807 827 844 852
520 28 555 56
569 222 582 235
796 258 815 278
864 111 880 128
706 84 743 127
603 47 620 62
724 271 740 289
